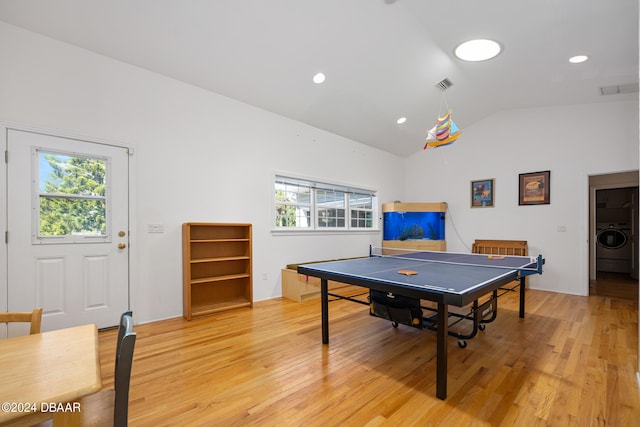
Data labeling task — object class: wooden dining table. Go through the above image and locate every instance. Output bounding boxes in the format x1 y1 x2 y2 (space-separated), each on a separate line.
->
0 324 102 426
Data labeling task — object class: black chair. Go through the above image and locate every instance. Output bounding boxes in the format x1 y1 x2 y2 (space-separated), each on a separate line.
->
28 311 136 427
83 310 136 426
111 310 136 426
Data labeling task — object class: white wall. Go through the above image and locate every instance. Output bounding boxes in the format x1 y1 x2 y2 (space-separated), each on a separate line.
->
405 101 639 295
0 22 404 323
1 21 638 324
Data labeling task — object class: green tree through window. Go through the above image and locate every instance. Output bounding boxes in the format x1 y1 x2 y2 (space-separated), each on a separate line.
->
39 151 107 237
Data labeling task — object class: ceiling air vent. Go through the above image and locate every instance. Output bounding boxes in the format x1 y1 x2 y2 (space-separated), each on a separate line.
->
436 78 453 91
599 83 639 96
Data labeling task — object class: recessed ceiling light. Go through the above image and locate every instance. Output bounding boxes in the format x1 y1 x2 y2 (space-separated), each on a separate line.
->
396 117 407 125
312 72 326 84
569 55 589 64
454 39 502 62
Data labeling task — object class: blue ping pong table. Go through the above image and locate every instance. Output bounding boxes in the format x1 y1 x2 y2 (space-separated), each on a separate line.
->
297 247 544 400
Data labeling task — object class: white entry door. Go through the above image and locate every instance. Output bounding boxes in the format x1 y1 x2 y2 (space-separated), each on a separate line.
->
5 128 130 336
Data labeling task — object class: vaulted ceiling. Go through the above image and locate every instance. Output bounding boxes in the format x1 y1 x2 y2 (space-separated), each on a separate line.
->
0 0 637 156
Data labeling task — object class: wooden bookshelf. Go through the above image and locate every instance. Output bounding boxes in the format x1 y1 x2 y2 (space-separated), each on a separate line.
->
182 223 252 320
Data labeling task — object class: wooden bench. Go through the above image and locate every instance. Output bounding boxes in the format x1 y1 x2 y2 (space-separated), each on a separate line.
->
471 239 528 256
471 239 528 287
282 258 363 302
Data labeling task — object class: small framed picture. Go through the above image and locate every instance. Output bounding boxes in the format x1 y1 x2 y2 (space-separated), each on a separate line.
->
519 170 550 205
471 179 495 208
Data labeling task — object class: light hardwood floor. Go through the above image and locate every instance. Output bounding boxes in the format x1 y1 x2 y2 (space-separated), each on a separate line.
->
590 271 639 301
97 288 639 426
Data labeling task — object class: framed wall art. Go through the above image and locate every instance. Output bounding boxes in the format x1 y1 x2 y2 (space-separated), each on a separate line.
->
519 170 550 205
471 178 494 208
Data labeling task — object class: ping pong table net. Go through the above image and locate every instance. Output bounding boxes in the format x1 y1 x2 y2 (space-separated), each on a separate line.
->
370 246 538 272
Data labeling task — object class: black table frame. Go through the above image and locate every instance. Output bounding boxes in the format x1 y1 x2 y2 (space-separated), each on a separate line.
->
298 256 542 400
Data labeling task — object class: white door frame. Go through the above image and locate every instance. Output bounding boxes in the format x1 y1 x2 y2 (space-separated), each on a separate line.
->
1 121 137 322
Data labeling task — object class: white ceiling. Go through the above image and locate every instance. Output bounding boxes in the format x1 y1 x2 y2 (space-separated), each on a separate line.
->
0 0 638 157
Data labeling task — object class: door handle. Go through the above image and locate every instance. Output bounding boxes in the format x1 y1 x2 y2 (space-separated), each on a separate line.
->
118 243 126 249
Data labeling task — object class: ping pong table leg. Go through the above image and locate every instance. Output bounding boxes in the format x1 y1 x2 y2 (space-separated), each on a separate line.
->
436 302 448 400
519 276 526 318
321 278 329 344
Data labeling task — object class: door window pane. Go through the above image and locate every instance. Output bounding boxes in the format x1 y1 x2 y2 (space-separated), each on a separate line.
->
39 197 106 236
37 150 108 239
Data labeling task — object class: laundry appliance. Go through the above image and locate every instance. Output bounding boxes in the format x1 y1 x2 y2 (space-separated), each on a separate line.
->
596 223 632 273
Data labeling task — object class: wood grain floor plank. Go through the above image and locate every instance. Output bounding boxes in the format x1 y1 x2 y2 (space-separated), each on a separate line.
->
96 286 638 426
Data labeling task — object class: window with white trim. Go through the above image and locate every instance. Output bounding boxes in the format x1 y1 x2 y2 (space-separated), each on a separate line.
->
34 148 110 243
274 175 377 231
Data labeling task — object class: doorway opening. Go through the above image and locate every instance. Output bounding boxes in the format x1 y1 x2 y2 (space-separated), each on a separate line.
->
589 171 639 300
